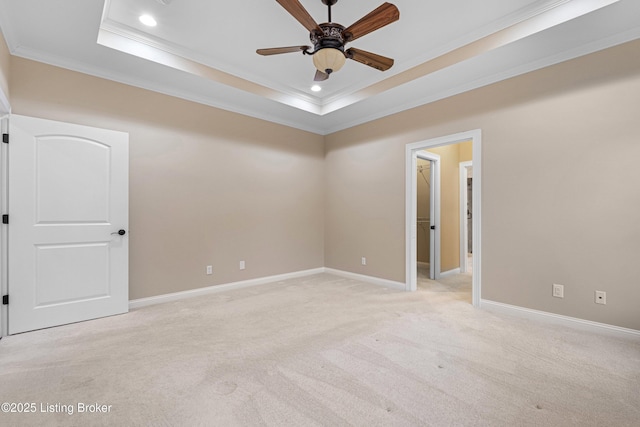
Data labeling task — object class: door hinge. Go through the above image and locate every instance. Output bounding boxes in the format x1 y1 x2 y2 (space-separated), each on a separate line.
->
2 214 7 224
2 133 8 144
2 295 7 305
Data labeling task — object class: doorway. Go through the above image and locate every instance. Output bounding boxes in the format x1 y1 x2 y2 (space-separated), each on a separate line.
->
405 130 482 306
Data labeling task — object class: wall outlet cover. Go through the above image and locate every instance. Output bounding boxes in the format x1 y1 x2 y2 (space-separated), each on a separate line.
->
552 284 564 298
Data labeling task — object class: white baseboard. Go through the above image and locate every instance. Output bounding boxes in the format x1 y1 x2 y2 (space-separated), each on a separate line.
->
481 299 640 340
129 268 325 309
129 267 407 310
324 268 406 291
439 268 461 278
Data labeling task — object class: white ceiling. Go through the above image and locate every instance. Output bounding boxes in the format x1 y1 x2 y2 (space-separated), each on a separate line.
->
0 0 639 134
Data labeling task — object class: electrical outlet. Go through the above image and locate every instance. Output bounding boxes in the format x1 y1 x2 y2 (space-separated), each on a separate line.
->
595 291 606 305
362 257 367 266
206 265 213 275
552 284 564 298
239 260 245 270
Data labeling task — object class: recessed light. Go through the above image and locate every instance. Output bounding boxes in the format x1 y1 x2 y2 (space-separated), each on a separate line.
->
139 14 157 27
311 85 322 92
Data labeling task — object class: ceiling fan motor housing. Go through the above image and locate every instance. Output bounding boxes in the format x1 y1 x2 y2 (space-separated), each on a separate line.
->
310 23 346 52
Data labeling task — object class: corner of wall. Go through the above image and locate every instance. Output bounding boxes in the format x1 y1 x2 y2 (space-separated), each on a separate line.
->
0 28 11 113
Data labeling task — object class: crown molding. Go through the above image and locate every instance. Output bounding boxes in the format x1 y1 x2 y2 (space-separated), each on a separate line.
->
323 24 640 135
3 0 635 135
9 44 327 135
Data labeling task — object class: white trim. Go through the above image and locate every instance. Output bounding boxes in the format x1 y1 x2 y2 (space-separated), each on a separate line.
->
324 268 406 291
2 0 631 136
96 26 322 116
471 135 482 307
459 161 472 274
439 268 461 278
99 0 323 110
129 268 325 309
0 28 9 337
0 88 10 115
406 130 482 306
481 300 640 340
98 0 620 120
130 267 406 309
0 116 7 338
9 45 327 136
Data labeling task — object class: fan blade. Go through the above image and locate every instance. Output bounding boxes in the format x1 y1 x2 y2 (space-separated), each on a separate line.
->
257 46 310 56
314 70 329 82
345 48 394 71
276 0 323 34
343 3 399 42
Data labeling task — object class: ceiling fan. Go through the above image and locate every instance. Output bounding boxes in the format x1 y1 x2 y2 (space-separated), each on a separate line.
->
257 0 400 82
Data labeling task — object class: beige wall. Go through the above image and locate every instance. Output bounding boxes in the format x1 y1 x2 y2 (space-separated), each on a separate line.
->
0 30 10 107
10 57 325 300
426 144 463 272
7 40 640 330
325 40 640 330
459 141 472 163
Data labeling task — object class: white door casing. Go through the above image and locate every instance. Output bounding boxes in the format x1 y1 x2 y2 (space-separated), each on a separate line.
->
8 115 129 334
459 161 473 274
1 116 8 337
406 130 482 306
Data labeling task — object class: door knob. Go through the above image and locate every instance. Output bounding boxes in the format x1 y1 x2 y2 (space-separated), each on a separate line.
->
111 229 126 236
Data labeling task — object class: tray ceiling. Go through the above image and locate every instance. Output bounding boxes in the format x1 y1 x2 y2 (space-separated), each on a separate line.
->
1 0 639 134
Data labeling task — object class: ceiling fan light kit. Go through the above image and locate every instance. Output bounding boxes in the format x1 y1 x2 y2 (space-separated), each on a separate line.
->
258 0 399 82
313 48 346 74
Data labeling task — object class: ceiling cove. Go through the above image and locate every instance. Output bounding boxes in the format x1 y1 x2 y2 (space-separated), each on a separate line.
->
1 0 639 134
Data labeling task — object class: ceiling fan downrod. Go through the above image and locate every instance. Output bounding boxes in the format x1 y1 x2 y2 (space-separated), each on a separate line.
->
322 0 338 23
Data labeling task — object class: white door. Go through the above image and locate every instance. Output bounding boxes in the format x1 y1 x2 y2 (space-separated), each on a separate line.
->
416 151 440 282
8 115 128 334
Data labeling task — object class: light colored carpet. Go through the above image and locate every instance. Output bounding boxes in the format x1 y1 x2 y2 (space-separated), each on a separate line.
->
0 272 639 426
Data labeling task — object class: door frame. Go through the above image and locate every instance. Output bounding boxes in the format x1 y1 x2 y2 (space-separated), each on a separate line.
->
1 85 10 337
405 129 482 307
459 161 473 274
1 115 8 338
416 151 440 281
